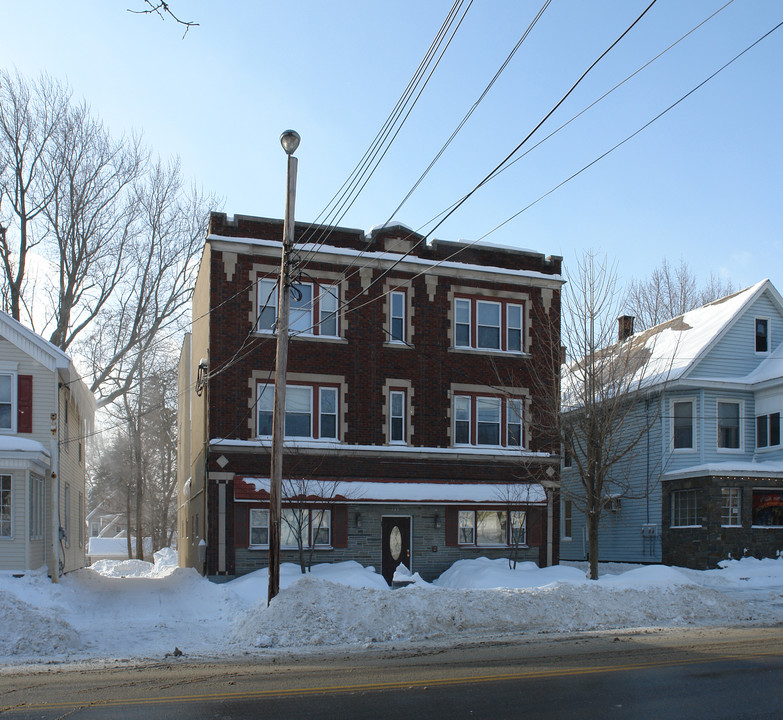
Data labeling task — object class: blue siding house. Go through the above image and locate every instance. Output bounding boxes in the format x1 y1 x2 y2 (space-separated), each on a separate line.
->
560 280 783 569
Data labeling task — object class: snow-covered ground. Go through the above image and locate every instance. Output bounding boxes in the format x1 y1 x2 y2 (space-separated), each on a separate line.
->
2 549 783 668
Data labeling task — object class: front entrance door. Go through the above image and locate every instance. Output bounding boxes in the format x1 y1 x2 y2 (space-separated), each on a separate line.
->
381 516 411 585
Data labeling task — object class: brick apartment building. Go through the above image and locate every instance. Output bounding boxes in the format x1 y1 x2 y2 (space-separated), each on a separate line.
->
177 213 563 582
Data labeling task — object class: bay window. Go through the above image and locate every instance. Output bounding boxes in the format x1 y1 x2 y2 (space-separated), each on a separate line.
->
718 401 741 449
671 489 698 527
757 412 781 449
672 400 694 450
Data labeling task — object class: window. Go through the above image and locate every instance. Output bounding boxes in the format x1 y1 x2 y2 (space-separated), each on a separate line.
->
63 401 69 451
0 375 12 429
672 400 694 449
250 509 269 545
453 394 524 448
453 297 524 352
721 488 741 527
78 491 84 548
752 489 783 527
757 412 781 449
64 483 71 546
258 279 340 337
250 508 331 548
458 509 523 546
562 499 572 540
756 318 769 353
671 489 699 527
563 442 572 468
0 475 11 537
390 389 406 443
390 291 406 343
257 383 338 440
30 475 44 541
717 401 741 449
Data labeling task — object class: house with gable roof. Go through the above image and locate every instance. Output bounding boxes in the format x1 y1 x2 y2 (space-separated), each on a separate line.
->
0 311 95 577
560 279 783 569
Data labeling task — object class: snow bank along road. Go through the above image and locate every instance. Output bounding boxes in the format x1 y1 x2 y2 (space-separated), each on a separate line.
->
1 551 783 667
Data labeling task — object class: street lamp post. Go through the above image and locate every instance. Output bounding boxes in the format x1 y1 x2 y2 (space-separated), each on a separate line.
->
268 129 300 604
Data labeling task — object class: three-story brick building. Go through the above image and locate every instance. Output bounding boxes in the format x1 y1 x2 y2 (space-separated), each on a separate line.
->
178 213 562 582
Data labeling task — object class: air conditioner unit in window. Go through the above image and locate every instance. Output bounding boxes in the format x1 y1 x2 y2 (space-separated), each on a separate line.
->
603 497 622 513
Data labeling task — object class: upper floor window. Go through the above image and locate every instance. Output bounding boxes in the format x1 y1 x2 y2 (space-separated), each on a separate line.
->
257 383 339 440
453 394 524 448
390 290 406 343
756 318 769 353
389 389 406 443
757 412 781 449
717 401 741 450
0 374 12 430
672 400 694 450
257 279 339 338
562 499 573 540
454 297 524 353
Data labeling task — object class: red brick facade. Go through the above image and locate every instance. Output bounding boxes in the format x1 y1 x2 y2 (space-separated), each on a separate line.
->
181 213 563 581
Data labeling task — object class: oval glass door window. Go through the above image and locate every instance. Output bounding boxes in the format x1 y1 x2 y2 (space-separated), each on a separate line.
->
389 526 402 560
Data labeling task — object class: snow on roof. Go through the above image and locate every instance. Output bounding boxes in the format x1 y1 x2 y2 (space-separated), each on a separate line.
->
0 436 49 455
563 280 774 404
663 459 783 481
235 477 547 504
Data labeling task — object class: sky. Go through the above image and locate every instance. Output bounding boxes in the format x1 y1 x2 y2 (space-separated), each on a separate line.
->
1 0 781 296
3 552 782 663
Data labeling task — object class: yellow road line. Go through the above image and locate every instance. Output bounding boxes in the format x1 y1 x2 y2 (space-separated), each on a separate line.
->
6 649 783 712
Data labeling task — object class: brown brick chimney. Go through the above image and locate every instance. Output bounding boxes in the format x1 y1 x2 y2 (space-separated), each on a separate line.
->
617 315 635 341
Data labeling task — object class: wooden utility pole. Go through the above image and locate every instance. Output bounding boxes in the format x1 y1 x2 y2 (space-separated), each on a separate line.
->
268 130 300 604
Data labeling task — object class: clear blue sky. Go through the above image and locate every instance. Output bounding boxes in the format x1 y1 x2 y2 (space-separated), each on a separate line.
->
1 0 780 294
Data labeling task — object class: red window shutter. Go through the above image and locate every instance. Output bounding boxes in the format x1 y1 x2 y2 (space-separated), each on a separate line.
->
332 505 348 548
235 505 249 547
17 375 33 433
445 507 458 547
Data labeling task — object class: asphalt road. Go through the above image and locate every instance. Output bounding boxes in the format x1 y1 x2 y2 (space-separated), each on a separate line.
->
1 625 782 719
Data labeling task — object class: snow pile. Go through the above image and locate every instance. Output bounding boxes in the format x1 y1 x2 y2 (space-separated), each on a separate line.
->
1 554 783 665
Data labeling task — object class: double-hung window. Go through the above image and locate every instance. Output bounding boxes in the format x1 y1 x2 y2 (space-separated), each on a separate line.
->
0 374 12 430
29 474 44 541
390 389 406 443
757 412 781 449
390 291 406 343
672 400 694 450
250 509 269 546
257 279 340 338
721 488 741 526
257 383 338 440
453 297 524 353
453 394 524 448
718 401 741 450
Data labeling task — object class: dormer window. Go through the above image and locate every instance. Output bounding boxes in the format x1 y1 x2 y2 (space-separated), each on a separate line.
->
756 318 769 353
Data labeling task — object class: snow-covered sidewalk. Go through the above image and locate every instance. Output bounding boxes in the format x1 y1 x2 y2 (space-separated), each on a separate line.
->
2 550 783 667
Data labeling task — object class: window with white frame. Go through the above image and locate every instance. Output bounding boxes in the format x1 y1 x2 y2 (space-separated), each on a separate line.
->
257 383 339 440
250 508 269 546
453 297 524 353
390 290 406 343
453 394 524 448
718 401 741 449
671 489 699 527
249 508 331 548
757 412 781 449
78 491 84 548
64 483 71 546
29 474 44 541
257 279 340 337
0 374 12 430
458 509 523 546
0 475 11 537
672 400 695 449
721 487 741 527
756 318 769 353
389 389 406 443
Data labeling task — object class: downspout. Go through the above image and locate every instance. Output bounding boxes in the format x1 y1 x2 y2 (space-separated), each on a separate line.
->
50 379 60 583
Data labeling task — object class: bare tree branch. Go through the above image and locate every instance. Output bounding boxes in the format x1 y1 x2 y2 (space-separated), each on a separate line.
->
127 1 199 38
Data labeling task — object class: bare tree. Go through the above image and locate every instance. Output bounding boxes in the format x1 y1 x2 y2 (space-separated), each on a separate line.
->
626 258 735 331
560 251 670 580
